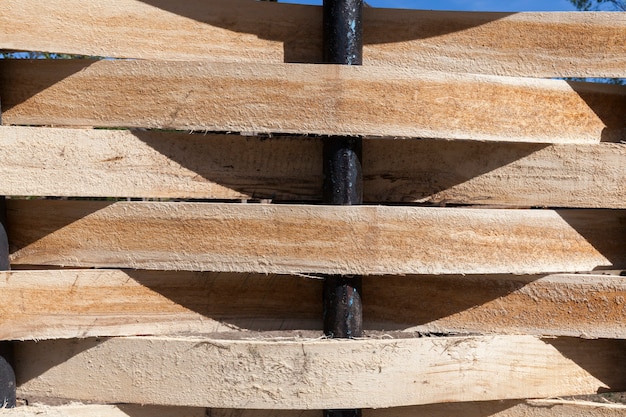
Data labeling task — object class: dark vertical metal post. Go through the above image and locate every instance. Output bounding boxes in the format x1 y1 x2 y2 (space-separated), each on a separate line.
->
322 1 363 416
0 100 16 409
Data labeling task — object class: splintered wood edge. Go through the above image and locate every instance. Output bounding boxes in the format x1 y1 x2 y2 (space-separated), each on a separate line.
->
0 126 625 207
2 0 626 77
2 270 626 340
2 60 625 143
6 400 626 417
6 200 626 275
13 335 626 409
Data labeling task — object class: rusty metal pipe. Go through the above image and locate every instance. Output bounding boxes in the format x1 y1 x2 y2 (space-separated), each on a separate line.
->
322 0 364 339
322 1 363 415
323 0 363 65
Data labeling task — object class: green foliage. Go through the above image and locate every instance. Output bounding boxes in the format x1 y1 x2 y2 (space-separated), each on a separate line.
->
569 0 626 10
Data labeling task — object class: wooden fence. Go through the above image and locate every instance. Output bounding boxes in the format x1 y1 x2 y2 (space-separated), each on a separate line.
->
1 0 626 415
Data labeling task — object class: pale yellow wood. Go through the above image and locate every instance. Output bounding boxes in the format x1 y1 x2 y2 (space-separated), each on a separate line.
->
1 126 625 207
366 140 626 207
7 201 625 274
0 126 322 201
1 0 625 77
8 401 626 417
213 400 626 417
14 336 626 409
2 61 625 143
0 269 322 340
370 273 626 339
4 270 626 341
5 404 206 417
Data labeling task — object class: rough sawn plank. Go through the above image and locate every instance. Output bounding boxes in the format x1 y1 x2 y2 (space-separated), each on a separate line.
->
3 60 625 143
2 0 626 77
14 336 626 409
3 270 626 340
7 201 625 274
1 127 625 206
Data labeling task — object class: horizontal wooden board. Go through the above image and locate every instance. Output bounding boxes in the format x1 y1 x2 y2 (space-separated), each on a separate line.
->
373 273 626 338
1 127 625 207
3 270 626 340
2 1 626 77
2 60 625 143
214 400 626 417
14 336 626 409
6 404 206 417
6 200 626 274
8 400 626 417
0 269 322 340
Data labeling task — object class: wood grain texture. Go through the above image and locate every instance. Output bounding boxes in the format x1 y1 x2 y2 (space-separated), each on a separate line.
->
370 273 626 338
3 270 626 340
2 0 626 77
14 336 626 409
2 60 625 143
0 127 322 201
6 200 626 274
8 401 626 417
0 269 322 340
1 126 625 207
214 401 626 417
5 404 206 417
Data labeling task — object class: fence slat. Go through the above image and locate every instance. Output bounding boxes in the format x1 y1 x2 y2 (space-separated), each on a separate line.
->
1 126 625 207
211 401 626 417
7 401 626 417
1 1 625 77
6 404 206 417
2 270 626 341
6 200 626 275
14 336 626 409
2 60 625 143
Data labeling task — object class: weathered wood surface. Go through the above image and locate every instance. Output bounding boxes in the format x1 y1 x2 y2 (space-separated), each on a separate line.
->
1 127 625 207
3 270 626 340
5 404 206 417
372 273 626 338
2 0 626 77
2 60 625 143
214 400 626 417
8 400 626 417
7 200 625 274
0 269 321 340
14 336 626 409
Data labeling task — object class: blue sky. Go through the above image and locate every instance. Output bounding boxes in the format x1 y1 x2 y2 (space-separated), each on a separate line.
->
282 0 579 12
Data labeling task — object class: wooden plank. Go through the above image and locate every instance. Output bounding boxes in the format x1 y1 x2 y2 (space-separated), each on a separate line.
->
8 400 626 417
2 60 625 143
5 404 206 417
214 400 626 417
365 140 626 207
1 0 626 77
0 269 322 340
1 126 626 207
0 127 322 201
4 270 626 341
7 200 626 275
14 336 626 409
368 273 626 339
